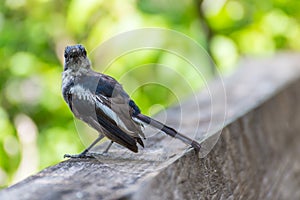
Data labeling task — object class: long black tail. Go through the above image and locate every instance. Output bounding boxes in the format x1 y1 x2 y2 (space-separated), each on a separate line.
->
135 113 201 152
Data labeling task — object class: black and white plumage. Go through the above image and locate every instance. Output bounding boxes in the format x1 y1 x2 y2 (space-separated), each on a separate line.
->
62 44 201 158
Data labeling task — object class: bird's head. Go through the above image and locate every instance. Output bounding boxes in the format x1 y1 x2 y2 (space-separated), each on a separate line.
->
64 44 91 71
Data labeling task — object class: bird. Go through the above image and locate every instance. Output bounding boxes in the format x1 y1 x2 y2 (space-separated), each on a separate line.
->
62 44 201 158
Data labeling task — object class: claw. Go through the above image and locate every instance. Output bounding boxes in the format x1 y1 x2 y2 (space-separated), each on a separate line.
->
63 153 94 159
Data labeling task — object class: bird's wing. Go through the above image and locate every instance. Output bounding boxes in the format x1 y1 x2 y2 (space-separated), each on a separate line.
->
70 91 142 152
93 97 141 152
80 72 145 137
69 72 144 152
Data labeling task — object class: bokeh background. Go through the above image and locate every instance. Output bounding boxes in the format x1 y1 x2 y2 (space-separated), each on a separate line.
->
1 0 300 188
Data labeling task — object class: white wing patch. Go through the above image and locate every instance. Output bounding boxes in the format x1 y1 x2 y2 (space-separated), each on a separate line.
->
70 84 135 134
94 96 135 134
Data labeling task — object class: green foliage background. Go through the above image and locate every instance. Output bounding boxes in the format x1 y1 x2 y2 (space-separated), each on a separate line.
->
0 0 299 188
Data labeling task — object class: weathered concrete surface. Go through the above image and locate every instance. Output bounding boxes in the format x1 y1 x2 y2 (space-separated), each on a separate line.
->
134 79 300 200
1 53 300 200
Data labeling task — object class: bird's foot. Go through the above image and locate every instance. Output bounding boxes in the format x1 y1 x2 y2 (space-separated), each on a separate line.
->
63 152 94 159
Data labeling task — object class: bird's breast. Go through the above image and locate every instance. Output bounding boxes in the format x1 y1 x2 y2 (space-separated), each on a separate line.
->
69 85 95 103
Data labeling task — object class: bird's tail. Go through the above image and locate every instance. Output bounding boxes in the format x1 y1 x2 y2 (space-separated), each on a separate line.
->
135 113 201 152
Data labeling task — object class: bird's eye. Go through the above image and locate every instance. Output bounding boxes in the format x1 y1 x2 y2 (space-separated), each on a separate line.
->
83 49 87 56
64 51 68 58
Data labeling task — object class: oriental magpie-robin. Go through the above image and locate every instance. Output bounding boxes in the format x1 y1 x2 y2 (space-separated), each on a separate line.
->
62 44 201 158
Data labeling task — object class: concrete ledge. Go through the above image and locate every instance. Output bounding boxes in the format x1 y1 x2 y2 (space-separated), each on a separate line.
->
1 53 300 200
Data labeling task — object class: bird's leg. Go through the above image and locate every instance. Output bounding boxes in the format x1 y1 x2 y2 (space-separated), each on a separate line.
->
103 141 114 153
64 135 104 158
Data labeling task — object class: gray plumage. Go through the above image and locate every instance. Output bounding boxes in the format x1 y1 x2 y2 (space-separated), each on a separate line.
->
62 44 144 153
62 44 200 158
